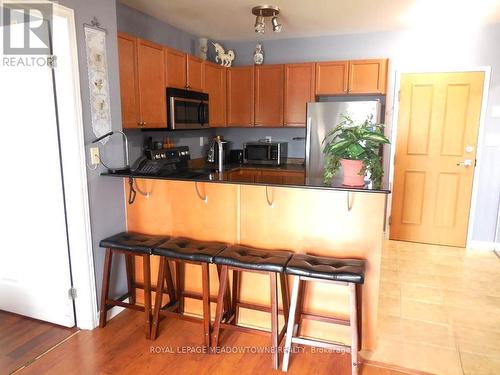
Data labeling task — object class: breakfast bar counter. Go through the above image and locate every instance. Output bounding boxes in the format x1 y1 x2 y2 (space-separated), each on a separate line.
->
104 172 388 351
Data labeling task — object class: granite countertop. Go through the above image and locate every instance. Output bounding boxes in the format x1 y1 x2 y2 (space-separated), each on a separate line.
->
102 162 390 194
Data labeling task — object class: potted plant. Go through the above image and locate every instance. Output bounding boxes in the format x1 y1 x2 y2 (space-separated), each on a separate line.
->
322 114 390 188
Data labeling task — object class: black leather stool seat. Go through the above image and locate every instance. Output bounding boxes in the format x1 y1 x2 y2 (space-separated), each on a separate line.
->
213 245 292 273
153 237 227 263
285 254 365 284
99 232 169 254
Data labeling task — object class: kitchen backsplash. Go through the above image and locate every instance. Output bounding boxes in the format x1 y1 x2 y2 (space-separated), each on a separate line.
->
125 127 307 164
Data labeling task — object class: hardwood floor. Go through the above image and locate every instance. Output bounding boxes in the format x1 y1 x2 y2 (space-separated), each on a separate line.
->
16 309 415 375
0 310 77 374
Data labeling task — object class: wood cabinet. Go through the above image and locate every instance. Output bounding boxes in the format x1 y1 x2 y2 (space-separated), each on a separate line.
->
117 33 165 129
136 39 166 128
117 33 139 129
164 48 204 91
315 59 388 95
254 64 284 127
284 63 315 127
203 62 226 127
348 59 387 94
226 66 254 127
315 61 349 95
186 55 204 91
164 47 187 89
228 169 257 182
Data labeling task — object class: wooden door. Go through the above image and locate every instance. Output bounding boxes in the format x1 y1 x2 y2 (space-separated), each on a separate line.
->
164 47 187 89
186 55 204 91
117 33 140 129
315 61 348 95
254 64 284 127
204 62 226 127
390 72 484 247
348 59 387 94
284 63 315 127
137 39 165 128
226 66 254 127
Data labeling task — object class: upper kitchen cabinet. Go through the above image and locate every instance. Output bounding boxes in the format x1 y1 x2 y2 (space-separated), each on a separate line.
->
117 33 139 129
254 64 284 127
226 66 254 127
348 59 387 94
315 61 349 95
164 47 204 91
186 55 204 91
203 61 226 127
164 47 187 89
117 33 165 129
284 63 315 127
315 58 388 95
136 39 166 128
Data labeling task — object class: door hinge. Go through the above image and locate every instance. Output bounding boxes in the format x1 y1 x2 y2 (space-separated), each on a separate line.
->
47 55 57 69
398 90 401 102
388 215 392 225
68 287 77 300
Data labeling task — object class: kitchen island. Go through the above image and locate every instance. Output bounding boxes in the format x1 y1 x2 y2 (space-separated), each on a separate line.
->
104 165 388 351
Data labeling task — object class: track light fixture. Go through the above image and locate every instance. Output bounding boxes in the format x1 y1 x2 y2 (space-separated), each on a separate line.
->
271 16 282 32
254 15 265 33
252 5 283 34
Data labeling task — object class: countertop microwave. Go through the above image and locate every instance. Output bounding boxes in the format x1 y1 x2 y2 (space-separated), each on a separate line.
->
243 141 288 165
167 88 209 130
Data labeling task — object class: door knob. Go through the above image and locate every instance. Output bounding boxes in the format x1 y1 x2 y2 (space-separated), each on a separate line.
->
456 159 473 167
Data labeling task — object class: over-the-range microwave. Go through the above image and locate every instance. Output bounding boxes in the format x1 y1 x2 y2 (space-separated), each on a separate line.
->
166 87 209 130
243 141 288 165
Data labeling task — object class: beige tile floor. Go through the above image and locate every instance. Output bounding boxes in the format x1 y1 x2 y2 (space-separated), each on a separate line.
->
361 240 500 375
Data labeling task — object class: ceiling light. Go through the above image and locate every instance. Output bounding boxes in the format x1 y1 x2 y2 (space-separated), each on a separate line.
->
271 16 282 32
252 5 283 34
254 15 265 33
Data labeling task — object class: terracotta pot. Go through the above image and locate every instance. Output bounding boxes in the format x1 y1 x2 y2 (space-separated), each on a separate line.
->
340 159 365 186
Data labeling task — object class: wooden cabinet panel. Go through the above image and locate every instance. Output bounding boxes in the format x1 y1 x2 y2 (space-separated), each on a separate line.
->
186 55 204 91
254 64 284 127
238 185 386 350
349 59 387 94
284 63 315 127
117 33 139 129
137 39 165 128
315 61 348 95
228 169 257 182
203 62 226 127
164 47 187 89
226 66 254 127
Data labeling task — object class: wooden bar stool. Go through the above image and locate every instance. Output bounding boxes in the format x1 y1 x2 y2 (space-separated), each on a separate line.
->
99 232 175 339
211 245 292 370
151 237 230 349
281 254 365 375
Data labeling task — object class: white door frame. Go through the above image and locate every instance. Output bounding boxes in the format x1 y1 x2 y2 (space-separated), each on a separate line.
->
385 66 492 249
52 3 98 329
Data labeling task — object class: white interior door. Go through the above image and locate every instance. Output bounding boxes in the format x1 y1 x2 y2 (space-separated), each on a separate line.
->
0 17 75 327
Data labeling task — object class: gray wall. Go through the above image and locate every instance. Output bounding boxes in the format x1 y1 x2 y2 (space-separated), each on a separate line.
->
58 0 127 308
116 2 197 55
221 25 500 244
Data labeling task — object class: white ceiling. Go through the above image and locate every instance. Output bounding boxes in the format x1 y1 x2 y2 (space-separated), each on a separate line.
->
119 0 500 41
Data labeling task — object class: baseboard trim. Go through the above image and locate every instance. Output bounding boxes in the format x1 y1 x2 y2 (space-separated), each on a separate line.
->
466 240 498 251
92 298 129 329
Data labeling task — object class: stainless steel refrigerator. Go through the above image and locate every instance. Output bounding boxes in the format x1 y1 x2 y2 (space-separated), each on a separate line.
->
305 101 382 183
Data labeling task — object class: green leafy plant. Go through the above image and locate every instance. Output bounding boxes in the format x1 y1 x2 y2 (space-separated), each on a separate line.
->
322 114 390 188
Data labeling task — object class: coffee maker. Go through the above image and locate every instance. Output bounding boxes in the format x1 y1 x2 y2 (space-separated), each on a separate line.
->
207 136 229 171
